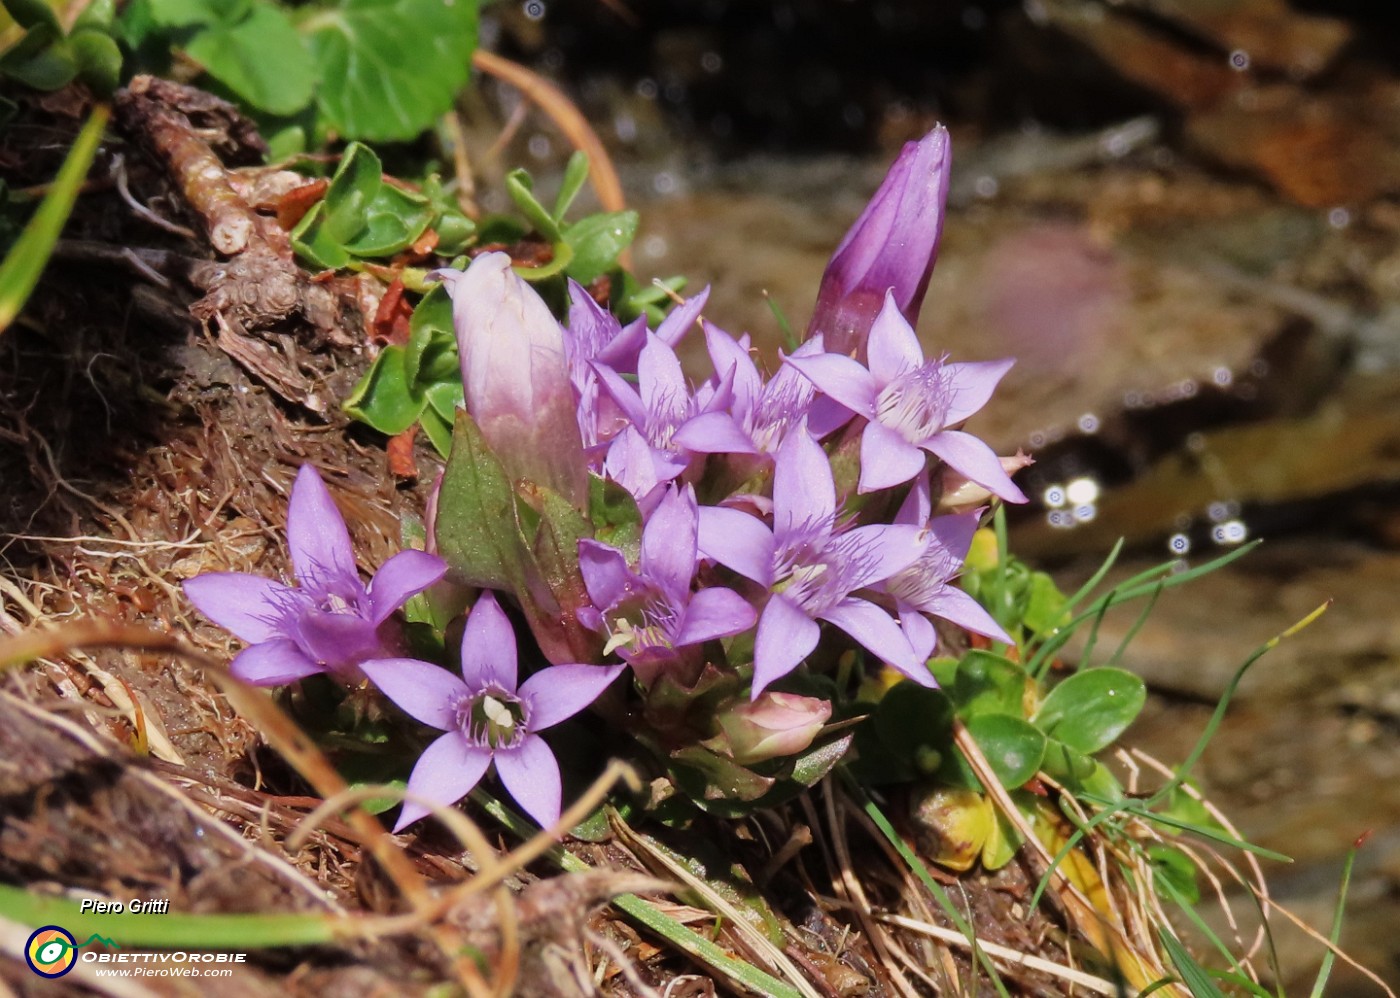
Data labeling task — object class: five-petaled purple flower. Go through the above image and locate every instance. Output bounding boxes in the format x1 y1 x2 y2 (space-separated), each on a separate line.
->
361 590 625 831
882 474 1012 662
787 291 1028 501
183 465 447 686
577 484 755 687
697 420 930 697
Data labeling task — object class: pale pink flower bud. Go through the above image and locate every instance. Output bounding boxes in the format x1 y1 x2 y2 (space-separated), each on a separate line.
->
436 252 587 508
718 692 832 765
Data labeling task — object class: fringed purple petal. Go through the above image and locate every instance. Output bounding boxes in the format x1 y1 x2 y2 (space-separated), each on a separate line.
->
286 465 359 595
672 411 759 455
654 285 710 347
360 657 466 730
942 358 1015 426
841 523 930 590
894 472 934 527
641 485 699 598
753 594 820 698
393 733 492 832
899 605 938 664
519 663 626 730
460 590 518 691
924 430 1029 503
675 587 758 645
921 587 1012 645
292 610 382 669
819 596 928 683
637 333 687 424
368 549 448 624
773 421 836 541
697 506 775 586
927 511 981 566
784 353 879 417
593 362 648 428
866 292 926 385
858 420 928 493
230 639 323 686
183 573 305 643
494 734 562 829
578 539 637 611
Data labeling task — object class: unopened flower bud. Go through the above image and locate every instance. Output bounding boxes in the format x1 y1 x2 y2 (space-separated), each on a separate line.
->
806 126 952 359
436 252 587 508
936 451 1034 515
718 692 832 764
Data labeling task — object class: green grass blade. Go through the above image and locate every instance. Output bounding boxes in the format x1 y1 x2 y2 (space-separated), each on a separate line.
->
1308 842 1358 998
0 105 109 332
1159 927 1229 998
0 883 335 948
1063 537 1125 615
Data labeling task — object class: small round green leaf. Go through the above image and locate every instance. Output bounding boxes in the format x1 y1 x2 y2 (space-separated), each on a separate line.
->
952 649 1028 718
1033 667 1146 754
963 714 1046 789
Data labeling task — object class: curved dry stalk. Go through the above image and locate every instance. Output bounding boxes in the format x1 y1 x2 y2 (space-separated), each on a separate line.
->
471 49 627 218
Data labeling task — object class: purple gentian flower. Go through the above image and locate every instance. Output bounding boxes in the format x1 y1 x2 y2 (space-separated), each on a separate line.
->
361 590 625 831
595 332 751 504
696 421 929 697
883 475 1011 662
563 283 709 453
787 291 1027 500
183 465 447 686
672 325 846 458
577 484 755 687
807 125 952 358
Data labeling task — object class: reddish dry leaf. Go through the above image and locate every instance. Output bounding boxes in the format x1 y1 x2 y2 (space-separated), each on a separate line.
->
276 179 330 230
387 425 419 479
372 277 413 345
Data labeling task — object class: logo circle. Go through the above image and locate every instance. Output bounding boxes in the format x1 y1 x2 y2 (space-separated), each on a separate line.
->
25 925 77 978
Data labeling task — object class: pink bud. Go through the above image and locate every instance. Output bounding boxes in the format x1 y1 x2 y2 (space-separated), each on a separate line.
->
436 253 587 508
718 692 832 765
937 451 1035 514
806 126 952 359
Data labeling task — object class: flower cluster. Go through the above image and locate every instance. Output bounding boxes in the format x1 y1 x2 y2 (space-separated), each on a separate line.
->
184 126 1030 832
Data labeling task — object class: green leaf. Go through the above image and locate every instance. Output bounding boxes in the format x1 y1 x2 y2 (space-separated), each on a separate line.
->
289 201 351 271
504 168 561 242
2 0 61 31
73 0 117 31
1022 570 1069 634
587 474 643 558
418 405 453 458
185 0 316 115
146 0 232 27
303 0 478 143
1033 667 1145 754
405 283 455 384
553 150 591 220
873 682 955 765
435 411 531 590
1148 844 1201 905
424 378 463 421
341 345 426 435
0 25 76 89
562 210 639 285
670 744 776 804
952 650 1027 718
70 28 121 93
0 107 107 332
323 141 382 243
1041 740 1123 801
343 182 432 257
526 481 593 635
963 714 1046 788
1159 928 1229 998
